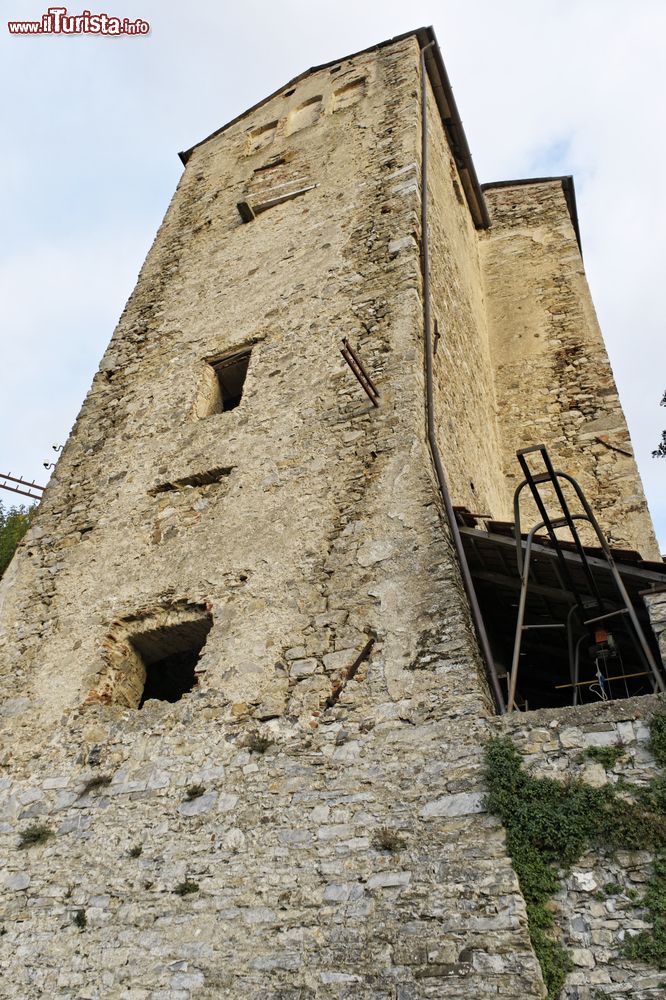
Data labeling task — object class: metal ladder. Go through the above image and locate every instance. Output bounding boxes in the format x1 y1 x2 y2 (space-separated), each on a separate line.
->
506 444 665 711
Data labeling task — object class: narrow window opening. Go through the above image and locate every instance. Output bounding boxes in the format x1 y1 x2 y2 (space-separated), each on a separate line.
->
190 350 254 419
133 616 212 706
148 467 233 496
253 156 287 174
212 351 251 410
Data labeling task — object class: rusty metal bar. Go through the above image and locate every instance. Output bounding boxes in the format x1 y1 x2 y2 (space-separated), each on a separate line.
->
556 670 651 690
340 341 379 407
0 472 44 502
341 347 378 406
342 338 380 398
0 473 45 491
0 482 42 501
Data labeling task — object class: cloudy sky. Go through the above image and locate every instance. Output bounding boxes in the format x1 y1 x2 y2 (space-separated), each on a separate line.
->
1 0 664 548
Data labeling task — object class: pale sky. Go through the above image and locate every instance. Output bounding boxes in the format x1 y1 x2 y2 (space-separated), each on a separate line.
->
1 0 664 549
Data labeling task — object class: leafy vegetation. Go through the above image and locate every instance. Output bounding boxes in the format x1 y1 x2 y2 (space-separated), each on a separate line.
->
173 880 199 896
0 499 35 578
485 729 666 997
17 823 54 849
623 853 666 967
184 783 205 801
650 712 666 768
584 745 625 769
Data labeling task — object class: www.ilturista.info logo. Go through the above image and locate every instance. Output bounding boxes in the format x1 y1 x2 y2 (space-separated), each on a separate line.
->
8 7 150 34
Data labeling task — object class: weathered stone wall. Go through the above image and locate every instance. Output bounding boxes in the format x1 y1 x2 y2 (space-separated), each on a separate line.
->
425 78 508 521
644 591 666 669
494 694 666 1000
0 37 546 1000
480 181 660 559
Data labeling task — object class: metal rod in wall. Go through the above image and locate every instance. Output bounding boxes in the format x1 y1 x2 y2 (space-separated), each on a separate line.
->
420 42 506 714
340 341 379 407
342 339 380 399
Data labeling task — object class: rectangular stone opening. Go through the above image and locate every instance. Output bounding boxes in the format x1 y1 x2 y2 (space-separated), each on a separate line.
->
132 615 213 707
212 350 251 411
90 603 214 710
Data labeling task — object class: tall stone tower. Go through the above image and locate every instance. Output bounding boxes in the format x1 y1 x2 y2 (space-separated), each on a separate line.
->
1 27 665 1000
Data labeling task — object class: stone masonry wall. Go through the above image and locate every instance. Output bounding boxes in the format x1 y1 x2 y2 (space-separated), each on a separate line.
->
494 694 666 1000
0 37 546 1000
480 182 660 559
425 79 508 521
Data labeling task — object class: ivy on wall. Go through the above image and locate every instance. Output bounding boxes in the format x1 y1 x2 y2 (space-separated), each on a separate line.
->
485 714 666 998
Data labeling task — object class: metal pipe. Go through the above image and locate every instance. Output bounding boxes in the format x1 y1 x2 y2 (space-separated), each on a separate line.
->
419 43 505 714
572 634 586 705
507 517 545 711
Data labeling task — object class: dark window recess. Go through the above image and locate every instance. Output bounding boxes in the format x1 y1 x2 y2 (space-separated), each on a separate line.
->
213 351 251 410
132 616 212 707
253 156 287 173
148 467 233 496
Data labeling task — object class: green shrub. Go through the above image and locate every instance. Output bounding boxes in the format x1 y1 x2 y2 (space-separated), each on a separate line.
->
18 823 53 849
585 745 625 769
184 783 205 801
173 880 199 896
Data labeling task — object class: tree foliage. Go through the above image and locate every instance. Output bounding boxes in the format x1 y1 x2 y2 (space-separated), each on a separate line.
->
0 499 35 578
654 390 666 459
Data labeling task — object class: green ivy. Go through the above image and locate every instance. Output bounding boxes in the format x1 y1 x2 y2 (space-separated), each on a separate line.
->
584 745 625 769
485 727 666 997
623 853 666 967
650 713 666 769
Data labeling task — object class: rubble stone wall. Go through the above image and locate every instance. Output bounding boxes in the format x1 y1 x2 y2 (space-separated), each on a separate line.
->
480 181 660 559
494 694 666 1000
0 37 546 1000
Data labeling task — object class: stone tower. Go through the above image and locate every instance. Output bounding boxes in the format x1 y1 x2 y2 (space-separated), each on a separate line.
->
1 27 665 1000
